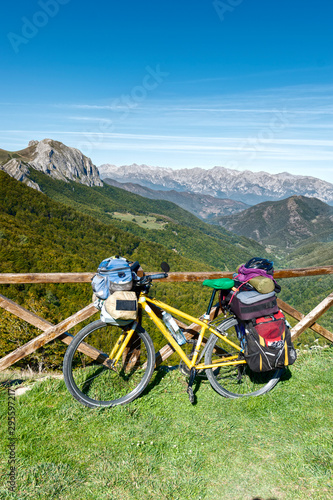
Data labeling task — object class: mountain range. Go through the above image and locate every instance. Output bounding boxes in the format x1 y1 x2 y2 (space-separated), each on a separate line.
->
2 139 333 208
1 139 333 259
99 163 333 206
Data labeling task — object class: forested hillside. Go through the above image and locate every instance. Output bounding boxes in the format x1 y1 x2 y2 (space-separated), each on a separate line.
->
215 195 333 249
28 168 267 271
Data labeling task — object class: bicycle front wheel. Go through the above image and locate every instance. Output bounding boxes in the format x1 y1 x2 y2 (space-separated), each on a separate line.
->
63 320 155 408
205 317 283 398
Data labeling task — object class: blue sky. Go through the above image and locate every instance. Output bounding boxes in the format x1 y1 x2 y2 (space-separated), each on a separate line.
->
1 0 332 182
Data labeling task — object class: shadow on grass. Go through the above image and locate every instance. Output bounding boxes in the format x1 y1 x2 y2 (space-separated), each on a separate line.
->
252 497 278 500
190 377 204 406
140 366 171 398
280 367 292 382
0 378 25 388
138 364 204 404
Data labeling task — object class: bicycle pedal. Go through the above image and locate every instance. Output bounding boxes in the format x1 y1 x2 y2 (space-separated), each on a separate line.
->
187 387 195 404
105 358 113 368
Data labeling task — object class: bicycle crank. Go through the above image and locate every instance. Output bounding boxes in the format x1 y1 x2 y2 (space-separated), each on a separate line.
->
187 367 197 404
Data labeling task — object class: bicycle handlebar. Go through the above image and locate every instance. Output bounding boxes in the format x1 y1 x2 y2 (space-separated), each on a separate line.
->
145 272 168 280
130 261 141 273
131 262 168 281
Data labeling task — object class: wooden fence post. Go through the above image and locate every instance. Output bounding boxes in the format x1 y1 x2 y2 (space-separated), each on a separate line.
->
0 295 116 370
277 298 333 343
0 303 98 371
290 293 333 341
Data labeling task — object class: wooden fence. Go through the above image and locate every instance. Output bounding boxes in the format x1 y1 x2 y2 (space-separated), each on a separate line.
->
0 265 332 371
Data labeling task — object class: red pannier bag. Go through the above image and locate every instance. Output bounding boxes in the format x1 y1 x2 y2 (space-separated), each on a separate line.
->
254 310 286 345
243 311 297 372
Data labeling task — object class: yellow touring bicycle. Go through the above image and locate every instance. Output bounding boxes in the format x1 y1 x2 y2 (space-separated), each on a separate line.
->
63 263 283 408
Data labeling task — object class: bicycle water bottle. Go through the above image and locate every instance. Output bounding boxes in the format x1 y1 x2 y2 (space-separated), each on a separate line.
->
161 311 186 345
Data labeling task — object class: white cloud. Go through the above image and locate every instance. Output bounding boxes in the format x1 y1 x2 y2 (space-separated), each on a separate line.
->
1 82 332 181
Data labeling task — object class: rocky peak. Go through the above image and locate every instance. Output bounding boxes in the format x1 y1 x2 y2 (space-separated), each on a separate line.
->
0 139 103 189
0 158 41 191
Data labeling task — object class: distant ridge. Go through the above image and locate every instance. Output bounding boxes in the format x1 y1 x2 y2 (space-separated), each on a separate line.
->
99 163 333 206
103 177 249 219
215 195 333 249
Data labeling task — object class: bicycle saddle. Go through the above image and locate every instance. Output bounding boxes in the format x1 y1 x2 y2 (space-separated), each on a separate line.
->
202 278 234 290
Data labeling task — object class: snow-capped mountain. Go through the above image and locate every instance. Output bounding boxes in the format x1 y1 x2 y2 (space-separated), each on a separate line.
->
2 140 332 207
0 139 102 189
99 163 333 206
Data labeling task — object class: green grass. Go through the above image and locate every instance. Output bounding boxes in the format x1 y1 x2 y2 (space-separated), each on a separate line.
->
112 212 168 230
0 145 36 166
1 349 332 499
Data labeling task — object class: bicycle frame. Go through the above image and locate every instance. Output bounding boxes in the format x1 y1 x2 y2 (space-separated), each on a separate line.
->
109 292 246 370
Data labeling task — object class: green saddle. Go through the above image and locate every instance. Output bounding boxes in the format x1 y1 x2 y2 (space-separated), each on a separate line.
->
202 278 234 290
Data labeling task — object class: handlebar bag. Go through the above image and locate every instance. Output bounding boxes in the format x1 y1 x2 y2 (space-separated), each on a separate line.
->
92 257 134 299
243 311 297 372
104 291 138 320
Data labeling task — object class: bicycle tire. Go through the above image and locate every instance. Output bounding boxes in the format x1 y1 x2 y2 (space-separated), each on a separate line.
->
205 317 283 398
63 320 155 408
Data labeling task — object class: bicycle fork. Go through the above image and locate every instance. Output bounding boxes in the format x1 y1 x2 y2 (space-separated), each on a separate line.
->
108 322 138 368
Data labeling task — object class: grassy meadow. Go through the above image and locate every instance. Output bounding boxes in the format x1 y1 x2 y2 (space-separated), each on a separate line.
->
0 348 332 500
111 212 168 230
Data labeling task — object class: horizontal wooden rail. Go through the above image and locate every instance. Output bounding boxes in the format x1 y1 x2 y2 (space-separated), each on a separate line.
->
0 273 95 284
0 265 332 284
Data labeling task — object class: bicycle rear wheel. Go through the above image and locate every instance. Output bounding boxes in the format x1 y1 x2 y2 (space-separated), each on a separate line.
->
205 317 283 398
63 320 155 408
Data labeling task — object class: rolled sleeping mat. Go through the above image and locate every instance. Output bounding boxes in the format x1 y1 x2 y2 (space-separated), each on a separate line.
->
248 276 275 294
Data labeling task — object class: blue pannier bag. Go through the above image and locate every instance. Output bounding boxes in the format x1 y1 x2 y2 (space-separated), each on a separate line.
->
92 256 134 300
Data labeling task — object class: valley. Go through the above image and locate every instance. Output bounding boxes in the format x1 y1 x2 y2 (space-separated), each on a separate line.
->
103 177 250 220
